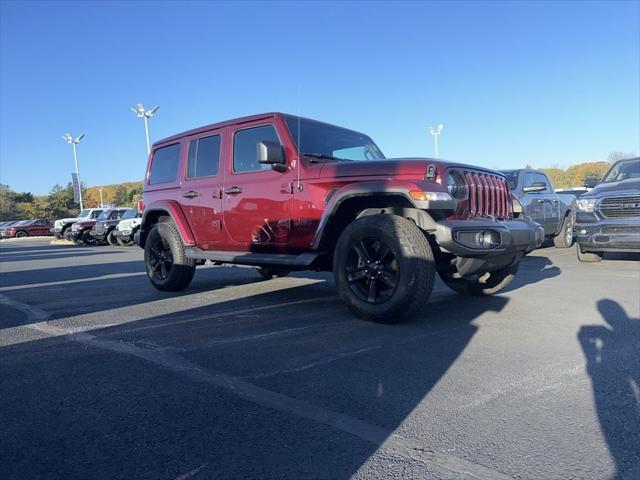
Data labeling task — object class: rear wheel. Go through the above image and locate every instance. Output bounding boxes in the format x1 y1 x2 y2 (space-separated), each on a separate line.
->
553 212 574 248
333 214 435 323
144 221 196 291
577 244 603 262
256 267 290 280
439 263 518 296
15 231 27 238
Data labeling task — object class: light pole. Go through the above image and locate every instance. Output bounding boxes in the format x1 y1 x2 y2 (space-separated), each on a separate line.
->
428 124 444 159
131 103 159 154
98 186 104 208
62 132 85 211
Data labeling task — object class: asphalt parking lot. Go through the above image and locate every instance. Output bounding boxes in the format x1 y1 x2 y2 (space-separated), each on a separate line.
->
0 239 638 480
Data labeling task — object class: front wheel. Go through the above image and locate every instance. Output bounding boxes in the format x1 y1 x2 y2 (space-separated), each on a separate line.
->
439 263 518 296
144 221 196 291
333 214 435 323
15 231 28 238
553 212 574 248
81 230 97 245
106 230 118 246
116 236 134 247
577 244 603 262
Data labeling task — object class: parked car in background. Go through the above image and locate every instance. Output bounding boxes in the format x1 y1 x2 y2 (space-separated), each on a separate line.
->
137 112 543 323
575 157 640 262
0 219 52 238
112 209 142 246
500 168 576 248
555 187 591 198
89 208 135 245
52 208 104 239
67 209 123 245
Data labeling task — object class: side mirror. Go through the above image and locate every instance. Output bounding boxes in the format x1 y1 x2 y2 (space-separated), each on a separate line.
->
584 177 599 188
258 141 286 172
523 181 546 193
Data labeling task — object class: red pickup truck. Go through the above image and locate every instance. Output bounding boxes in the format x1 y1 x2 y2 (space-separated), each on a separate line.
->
137 113 543 322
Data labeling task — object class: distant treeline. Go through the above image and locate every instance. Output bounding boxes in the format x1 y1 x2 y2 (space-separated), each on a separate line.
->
0 152 634 221
0 181 143 221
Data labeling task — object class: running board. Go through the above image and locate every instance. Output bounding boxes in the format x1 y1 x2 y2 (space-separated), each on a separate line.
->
184 248 324 269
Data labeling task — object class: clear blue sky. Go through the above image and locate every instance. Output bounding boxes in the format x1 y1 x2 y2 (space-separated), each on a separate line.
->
1 0 638 194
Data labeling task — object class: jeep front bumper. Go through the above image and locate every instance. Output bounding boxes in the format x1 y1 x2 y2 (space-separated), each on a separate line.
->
434 218 544 277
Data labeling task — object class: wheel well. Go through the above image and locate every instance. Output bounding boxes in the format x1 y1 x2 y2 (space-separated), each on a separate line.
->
318 194 435 252
140 210 171 247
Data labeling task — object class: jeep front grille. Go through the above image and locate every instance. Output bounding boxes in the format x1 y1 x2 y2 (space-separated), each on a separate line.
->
598 195 640 219
463 171 512 219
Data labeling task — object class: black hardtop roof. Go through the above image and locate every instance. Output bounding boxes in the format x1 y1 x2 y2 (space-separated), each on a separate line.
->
153 112 370 147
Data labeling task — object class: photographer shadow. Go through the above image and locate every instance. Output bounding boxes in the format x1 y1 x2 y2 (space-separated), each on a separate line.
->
578 299 640 480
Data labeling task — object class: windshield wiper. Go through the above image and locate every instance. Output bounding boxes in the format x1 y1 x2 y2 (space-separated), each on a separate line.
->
302 152 346 162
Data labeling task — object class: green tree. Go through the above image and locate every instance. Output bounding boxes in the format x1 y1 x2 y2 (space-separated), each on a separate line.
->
113 185 129 207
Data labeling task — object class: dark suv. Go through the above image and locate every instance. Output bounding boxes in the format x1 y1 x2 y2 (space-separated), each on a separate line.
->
575 157 640 261
137 113 543 322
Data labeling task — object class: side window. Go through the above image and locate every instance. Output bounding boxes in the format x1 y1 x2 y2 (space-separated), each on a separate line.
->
91 210 103 219
149 143 181 184
523 172 535 188
187 134 221 179
233 125 280 173
534 173 551 192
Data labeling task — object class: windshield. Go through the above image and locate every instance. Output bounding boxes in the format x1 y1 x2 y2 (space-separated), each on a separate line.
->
601 158 640 183
501 170 519 190
284 115 385 162
121 209 139 219
96 211 111 221
78 209 91 218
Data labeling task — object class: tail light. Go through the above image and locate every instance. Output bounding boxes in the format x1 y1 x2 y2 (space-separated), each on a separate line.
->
137 196 145 213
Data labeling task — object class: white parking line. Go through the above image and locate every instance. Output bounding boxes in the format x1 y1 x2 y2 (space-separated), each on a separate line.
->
0 292 510 480
0 272 145 292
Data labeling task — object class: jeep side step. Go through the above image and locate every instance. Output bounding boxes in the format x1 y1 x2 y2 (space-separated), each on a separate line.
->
184 248 325 269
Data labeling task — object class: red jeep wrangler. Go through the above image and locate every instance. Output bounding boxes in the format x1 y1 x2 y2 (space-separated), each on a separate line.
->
138 113 543 322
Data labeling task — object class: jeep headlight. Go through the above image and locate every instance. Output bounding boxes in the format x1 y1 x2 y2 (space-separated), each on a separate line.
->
577 199 596 212
445 171 467 199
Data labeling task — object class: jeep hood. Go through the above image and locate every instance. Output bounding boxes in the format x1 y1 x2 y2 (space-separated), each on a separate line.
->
318 158 502 179
585 178 640 198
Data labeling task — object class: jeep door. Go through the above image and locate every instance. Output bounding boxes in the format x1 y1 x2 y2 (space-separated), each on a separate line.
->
179 131 224 247
222 122 293 248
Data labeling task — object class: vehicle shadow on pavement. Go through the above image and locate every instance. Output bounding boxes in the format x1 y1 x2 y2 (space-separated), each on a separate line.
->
0 277 510 480
578 299 640 480
501 254 561 293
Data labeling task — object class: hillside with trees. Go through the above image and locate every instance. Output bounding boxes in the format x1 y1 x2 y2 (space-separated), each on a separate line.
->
0 152 635 221
0 181 143 221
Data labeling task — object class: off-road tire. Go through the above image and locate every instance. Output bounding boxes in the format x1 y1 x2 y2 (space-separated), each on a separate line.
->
333 214 435 323
256 267 290 280
144 221 196 291
106 230 118 247
80 230 96 245
116 236 134 247
577 244 603 262
553 212 574 248
439 263 518 296
15 231 28 238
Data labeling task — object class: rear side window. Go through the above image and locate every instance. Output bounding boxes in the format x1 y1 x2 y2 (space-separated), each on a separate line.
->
187 134 221 178
233 125 280 173
150 144 181 184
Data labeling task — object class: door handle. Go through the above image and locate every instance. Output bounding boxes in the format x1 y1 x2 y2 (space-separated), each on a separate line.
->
536 199 544 203
182 191 199 199
224 186 243 195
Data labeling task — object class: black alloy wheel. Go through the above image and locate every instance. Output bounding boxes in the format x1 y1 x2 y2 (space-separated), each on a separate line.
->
147 231 174 282
345 238 399 304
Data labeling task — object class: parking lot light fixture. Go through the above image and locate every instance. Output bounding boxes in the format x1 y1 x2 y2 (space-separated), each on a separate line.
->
428 124 444 159
131 103 159 155
61 132 85 211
